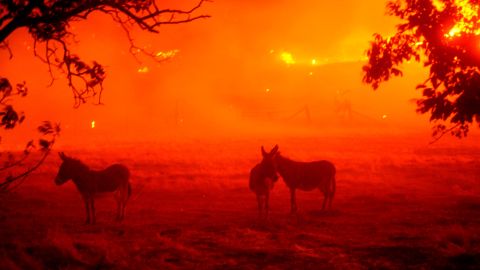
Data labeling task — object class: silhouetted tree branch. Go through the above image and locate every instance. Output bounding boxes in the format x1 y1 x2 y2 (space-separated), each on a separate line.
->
0 76 60 192
1 0 209 106
363 0 480 139
0 121 60 192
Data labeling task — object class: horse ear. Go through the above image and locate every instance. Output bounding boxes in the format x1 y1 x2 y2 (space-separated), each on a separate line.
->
261 146 267 157
271 144 279 155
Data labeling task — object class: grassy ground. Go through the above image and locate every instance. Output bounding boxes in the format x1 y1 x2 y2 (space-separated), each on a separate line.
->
1 135 480 269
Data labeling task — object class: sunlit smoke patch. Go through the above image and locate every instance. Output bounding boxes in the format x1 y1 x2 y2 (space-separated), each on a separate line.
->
137 66 150 73
280 52 295 65
155 49 180 61
274 51 367 67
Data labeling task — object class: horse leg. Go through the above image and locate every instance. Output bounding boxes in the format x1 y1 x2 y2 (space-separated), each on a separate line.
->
116 200 122 221
265 192 270 219
256 194 264 219
84 197 91 224
90 198 96 224
329 177 336 209
290 189 297 213
121 201 126 221
115 192 122 221
121 184 129 220
321 191 328 211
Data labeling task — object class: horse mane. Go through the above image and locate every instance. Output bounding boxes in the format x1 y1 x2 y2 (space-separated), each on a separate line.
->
66 157 90 172
275 152 293 162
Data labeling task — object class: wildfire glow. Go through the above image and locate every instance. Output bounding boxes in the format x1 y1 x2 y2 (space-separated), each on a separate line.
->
137 66 149 73
91 120 96 129
155 49 179 60
444 0 480 38
280 52 295 65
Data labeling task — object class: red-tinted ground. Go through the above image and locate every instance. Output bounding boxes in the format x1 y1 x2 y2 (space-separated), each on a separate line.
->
1 135 480 269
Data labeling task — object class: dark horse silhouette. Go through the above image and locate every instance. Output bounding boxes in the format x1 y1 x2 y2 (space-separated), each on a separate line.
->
249 146 279 219
266 145 336 213
55 152 131 224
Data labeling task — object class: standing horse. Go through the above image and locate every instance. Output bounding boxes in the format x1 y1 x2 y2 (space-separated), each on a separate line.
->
55 152 131 224
268 145 336 213
249 146 279 219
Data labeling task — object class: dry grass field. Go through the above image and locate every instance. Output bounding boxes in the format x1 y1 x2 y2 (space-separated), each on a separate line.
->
1 135 480 269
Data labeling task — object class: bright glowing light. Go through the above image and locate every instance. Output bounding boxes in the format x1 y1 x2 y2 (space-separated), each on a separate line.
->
91 120 96 129
433 0 446 11
155 49 179 60
266 88 271 93
280 52 295 65
309 72 314 75
382 114 388 119
137 66 149 73
447 26 462 37
311 59 317 65
445 0 480 38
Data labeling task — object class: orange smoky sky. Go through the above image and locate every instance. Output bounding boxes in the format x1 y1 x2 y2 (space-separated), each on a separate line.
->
1 0 435 147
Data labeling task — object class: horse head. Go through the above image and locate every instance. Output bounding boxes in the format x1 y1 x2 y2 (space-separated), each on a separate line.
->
260 145 279 182
55 152 77 185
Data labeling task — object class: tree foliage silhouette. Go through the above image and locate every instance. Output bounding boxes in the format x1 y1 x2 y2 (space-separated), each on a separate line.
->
363 0 480 140
0 0 209 191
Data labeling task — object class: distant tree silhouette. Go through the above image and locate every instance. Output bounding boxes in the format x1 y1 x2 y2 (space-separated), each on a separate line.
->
0 0 209 191
363 0 480 141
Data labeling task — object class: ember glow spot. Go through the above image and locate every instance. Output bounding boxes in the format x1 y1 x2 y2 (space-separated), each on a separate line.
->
280 52 295 65
137 66 149 73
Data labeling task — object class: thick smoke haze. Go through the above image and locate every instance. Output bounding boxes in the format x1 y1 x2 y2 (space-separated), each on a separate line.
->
0 0 462 148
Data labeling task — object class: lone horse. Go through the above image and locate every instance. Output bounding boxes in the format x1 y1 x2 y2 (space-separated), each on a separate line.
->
249 146 279 219
268 145 336 213
55 152 131 224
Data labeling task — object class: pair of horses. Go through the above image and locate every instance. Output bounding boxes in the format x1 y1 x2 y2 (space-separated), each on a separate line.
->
249 145 336 218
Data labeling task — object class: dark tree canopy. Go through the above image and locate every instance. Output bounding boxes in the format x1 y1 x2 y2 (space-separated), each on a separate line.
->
0 0 209 191
363 0 480 140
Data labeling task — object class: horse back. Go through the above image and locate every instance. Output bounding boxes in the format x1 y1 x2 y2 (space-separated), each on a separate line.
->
281 159 335 191
92 164 130 193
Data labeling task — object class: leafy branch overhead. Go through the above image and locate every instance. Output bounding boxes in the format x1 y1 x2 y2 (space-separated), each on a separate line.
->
0 121 60 192
0 0 210 106
0 76 60 192
363 0 480 140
